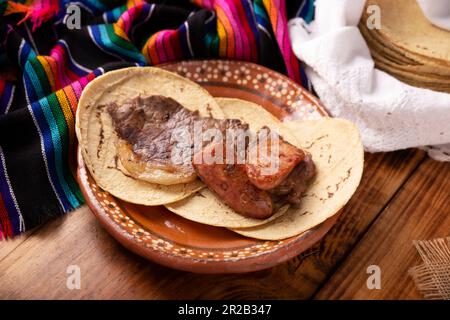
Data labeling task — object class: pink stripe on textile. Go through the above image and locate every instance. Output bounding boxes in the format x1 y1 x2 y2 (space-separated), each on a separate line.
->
273 0 300 82
71 81 84 100
199 0 214 10
216 0 244 59
78 76 90 89
274 0 285 49
228 0 253 60
155 32 168 63
119 5 137 35
50 44 72 88
161 31 176 61
234 0 256 61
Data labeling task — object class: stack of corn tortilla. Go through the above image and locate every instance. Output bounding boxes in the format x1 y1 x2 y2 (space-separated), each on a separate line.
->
359 0 450 93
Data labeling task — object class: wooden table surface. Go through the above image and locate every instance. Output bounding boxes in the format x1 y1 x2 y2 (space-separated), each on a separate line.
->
0 149 449 299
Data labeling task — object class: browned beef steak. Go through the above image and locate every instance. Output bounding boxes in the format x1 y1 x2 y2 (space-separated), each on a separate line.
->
108 95 197 165
193 131 316 219
107 95 247 176
193 143 274 219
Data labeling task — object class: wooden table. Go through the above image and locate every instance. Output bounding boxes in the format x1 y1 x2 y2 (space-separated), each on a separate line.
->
0 149 449 299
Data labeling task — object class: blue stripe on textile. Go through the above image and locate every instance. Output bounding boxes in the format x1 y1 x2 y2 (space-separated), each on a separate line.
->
243 0 260 44
299 0 315 22
0 149 21 235
254 2 271 32
29 101 72 211
92 67 103 78
178 23 192 59
90 24 145 65
38 97 80 209
62 0 109 14
103 4 126 23
300 66 309 88
112 5 126 21
89 25 126 61
24 61 45 103
19 41 36 69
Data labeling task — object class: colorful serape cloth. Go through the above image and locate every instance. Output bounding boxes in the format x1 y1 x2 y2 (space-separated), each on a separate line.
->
0 0 315 239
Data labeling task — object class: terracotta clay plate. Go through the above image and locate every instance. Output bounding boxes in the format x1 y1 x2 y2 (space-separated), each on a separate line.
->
77 60 340 274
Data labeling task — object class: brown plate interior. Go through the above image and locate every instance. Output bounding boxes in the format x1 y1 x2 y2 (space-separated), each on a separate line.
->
77 60 340 273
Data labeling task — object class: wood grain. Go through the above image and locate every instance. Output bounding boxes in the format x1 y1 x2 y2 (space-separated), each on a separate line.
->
0 150 427 299
269 149 426 299
0 230 37 262
315 157 450 300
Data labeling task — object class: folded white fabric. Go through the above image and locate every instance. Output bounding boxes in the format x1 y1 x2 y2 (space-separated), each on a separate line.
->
417 0 450 30
289 0 450 161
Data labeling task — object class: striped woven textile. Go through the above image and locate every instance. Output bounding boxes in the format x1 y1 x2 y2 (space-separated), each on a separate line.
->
0 0 315 239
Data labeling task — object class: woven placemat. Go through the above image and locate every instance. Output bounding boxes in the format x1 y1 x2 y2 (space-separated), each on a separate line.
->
409 237 450 300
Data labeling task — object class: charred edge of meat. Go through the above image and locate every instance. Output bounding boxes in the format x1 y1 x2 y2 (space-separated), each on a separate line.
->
268 153 316 208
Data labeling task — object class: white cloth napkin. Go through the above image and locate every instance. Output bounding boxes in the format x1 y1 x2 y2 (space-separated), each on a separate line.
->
417 0 450 30
288 0 450 161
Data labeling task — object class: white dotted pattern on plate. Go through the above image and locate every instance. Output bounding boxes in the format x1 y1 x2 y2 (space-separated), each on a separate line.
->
167 60 325 120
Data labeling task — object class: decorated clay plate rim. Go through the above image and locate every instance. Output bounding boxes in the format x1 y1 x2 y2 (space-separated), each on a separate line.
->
162 59 328 119
78 160 339 273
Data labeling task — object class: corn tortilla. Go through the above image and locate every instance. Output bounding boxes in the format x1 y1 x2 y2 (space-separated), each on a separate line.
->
75 67 224 205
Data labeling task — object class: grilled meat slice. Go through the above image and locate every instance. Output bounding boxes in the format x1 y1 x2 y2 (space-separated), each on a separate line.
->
193 129 316 219
193 143 274 219
107 95 198 183
245 131 306 190
268 153 316 205
107 95 247 184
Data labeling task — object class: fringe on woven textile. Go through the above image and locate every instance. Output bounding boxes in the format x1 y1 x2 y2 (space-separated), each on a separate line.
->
5 0 61 31
409 237 450 300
